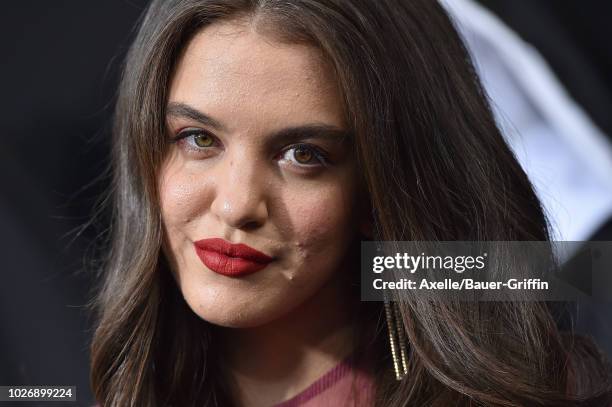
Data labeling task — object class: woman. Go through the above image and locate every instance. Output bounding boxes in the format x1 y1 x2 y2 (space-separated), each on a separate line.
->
90 0 612 405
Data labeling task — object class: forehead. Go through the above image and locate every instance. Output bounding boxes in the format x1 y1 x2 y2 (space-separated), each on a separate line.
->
167 18 345 131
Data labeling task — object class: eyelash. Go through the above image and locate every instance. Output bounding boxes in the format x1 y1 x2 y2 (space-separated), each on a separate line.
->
170 128 331 167
171 128 221 152
279 143 330 167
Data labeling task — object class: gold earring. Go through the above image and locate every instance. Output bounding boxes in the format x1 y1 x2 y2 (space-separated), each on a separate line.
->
384 299 409 380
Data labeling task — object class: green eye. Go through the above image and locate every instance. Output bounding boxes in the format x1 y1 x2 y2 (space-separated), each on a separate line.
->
194 133 214 147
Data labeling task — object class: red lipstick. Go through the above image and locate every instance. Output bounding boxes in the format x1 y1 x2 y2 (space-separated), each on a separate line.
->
194 238 274 277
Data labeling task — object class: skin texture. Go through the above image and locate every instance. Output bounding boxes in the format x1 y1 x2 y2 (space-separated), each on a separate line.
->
158 18 364 405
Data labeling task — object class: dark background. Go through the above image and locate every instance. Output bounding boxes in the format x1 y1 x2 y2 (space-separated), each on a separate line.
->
0 1 611 406
0 2 149 405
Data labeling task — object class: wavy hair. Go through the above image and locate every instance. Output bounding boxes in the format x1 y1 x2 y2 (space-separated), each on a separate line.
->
90 0 612 405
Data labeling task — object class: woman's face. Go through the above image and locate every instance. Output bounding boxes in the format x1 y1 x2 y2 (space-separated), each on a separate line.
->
159 19 361 328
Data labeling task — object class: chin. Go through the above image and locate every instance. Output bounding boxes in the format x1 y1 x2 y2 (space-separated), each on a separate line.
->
174 255 341 329
182 287 305 329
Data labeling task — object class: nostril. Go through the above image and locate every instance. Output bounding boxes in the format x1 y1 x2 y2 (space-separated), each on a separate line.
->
240 219 264 231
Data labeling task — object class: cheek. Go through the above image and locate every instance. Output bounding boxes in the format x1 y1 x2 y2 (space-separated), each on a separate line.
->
159 161 211 230
158 160 216 267
284 181 357 263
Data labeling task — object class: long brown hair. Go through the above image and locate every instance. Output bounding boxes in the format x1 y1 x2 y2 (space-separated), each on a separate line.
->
90 0 612 405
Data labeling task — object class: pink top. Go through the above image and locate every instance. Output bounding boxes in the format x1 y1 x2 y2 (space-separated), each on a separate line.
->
93 355 376 407
273 354 376 407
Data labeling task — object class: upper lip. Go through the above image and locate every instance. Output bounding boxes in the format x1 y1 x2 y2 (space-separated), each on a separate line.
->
193 238 274 263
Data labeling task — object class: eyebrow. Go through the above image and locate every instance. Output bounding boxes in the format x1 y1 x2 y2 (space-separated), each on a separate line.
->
166 101 351 144
167 102 227 131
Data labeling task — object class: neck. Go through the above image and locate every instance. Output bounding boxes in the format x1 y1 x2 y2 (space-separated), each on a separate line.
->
217 266 359 407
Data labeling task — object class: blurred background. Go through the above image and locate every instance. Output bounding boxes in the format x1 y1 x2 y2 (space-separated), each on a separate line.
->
0 1 610 405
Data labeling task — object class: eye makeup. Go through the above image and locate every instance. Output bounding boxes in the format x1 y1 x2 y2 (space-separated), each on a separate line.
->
164 102 352 172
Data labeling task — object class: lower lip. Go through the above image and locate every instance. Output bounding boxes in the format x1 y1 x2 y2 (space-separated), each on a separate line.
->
195 247 271 277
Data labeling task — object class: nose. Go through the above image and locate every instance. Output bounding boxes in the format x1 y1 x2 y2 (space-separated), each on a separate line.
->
210 152 270 230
